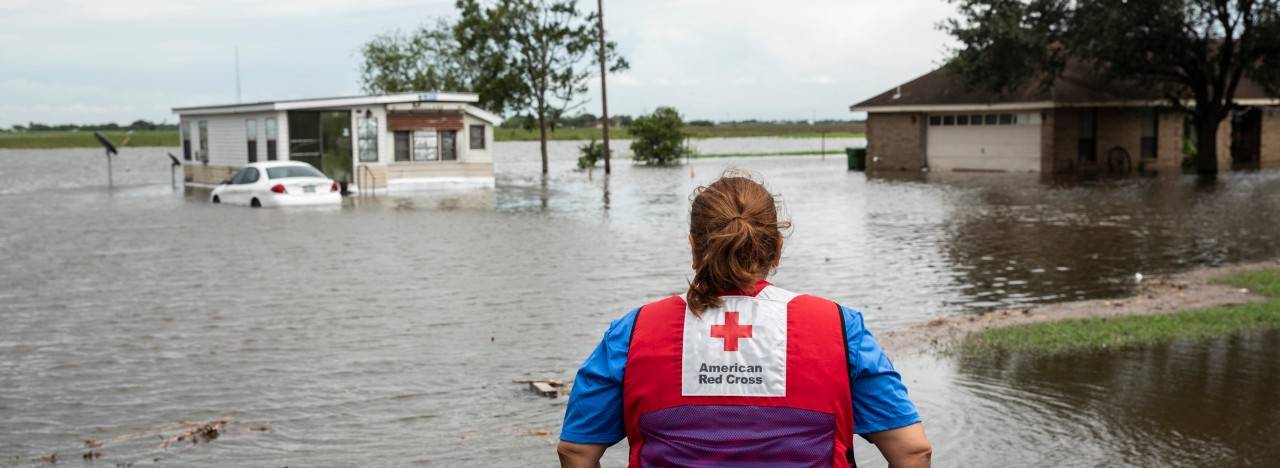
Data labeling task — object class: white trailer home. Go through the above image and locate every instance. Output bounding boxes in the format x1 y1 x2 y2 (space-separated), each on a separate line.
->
172 92 502 191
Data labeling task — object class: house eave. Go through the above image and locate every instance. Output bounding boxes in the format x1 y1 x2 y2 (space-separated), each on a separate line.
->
852 98 1280 114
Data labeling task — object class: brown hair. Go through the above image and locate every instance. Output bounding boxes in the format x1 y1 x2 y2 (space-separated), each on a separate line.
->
686 170 790 315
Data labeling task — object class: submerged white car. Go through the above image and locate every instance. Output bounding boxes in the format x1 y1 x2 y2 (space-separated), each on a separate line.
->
210 161 342 207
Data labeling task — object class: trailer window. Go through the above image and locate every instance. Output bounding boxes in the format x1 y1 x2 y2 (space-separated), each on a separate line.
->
358 115 378 162
394 131 410 162
470 124 485 149
198 120 209 164
265 118 278 160
246 119 258 163
412 130 437 161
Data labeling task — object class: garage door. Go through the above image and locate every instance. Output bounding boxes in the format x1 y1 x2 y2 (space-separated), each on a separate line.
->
926 113 1042 172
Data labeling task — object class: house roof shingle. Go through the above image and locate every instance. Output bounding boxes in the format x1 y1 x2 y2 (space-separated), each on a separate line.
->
851 62 1277 111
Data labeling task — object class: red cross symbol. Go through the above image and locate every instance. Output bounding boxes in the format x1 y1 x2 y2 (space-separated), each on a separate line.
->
710 312 753 352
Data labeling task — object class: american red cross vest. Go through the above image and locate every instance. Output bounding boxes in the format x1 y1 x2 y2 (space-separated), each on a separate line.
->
622 281 855 467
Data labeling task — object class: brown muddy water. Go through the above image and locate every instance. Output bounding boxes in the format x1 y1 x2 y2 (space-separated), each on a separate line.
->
2 139 1279 466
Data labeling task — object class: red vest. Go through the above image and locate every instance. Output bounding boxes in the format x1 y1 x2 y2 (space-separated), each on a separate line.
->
622 281 854 467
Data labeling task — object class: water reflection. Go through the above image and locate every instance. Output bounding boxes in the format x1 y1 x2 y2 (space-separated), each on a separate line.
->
922 330 1280 467
890 171 1280 313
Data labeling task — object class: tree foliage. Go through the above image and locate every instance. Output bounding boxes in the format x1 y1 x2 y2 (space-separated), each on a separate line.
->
455 0 629 174
577 138 605 169
359 20 478 101
630 107 693 165
358 1 629 175
943 0 1280 174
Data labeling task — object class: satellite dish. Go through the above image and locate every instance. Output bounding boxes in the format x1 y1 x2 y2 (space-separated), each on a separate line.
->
93 132 118 155
168 152 181 167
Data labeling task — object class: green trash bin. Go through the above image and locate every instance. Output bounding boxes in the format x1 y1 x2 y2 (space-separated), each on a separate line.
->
846 147 866 171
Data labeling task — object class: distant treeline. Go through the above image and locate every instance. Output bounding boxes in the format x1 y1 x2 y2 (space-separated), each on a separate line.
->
500 113 864 130
6 120 178 132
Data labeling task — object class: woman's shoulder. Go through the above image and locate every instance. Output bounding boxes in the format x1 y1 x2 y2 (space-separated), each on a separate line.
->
634 293 687 313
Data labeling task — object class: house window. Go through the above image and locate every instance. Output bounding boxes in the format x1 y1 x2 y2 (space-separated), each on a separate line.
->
182 121 192 160
1078 109 1097 162
198 120 209 164
970 114 983 126
358 115 378 162
1141 109 1158 160
394 131 411 161
998 114 1014 125
469 124 485 149
412 130 437 161
957 115 969 126
440 130 458 161
928 115 941 126
984 114 998 125
265 118 278 160
246 119 258 163
942 115 955 126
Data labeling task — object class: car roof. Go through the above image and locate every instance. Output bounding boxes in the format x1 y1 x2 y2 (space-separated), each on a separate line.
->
243 161 319 169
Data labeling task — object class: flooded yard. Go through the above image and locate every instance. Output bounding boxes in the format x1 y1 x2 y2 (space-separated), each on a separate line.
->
2 138 1280 466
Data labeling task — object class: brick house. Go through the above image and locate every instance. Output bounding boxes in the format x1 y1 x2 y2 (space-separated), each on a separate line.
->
850 64 1280 173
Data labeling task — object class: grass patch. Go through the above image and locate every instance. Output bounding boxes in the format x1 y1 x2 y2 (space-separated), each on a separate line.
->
0 130 179 149
961 268 1280 356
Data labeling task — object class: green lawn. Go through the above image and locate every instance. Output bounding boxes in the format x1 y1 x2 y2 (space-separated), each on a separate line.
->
0 130 178 149
960 269 1280 356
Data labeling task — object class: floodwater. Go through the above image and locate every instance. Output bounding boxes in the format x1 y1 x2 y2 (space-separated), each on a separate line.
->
2 138 1279 466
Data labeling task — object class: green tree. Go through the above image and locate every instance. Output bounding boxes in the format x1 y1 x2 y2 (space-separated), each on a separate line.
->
631 106 692 165
455 0 629 174
944 0 1280 175
577 138 604 169
359 20 479 100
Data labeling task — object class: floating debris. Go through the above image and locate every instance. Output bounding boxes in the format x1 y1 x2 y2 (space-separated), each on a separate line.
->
28 417 272 465
161 418 234 448
515 379 571 398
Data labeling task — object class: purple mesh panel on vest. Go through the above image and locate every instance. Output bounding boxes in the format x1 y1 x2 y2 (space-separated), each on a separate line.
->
638 405 835 467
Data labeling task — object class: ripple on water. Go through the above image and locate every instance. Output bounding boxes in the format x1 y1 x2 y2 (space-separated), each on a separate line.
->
2 143 1280 465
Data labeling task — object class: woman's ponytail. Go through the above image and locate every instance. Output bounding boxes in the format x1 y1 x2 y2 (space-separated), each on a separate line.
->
686 170 789 315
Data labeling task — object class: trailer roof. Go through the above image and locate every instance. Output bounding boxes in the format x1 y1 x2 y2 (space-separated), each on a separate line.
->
172 92 480 115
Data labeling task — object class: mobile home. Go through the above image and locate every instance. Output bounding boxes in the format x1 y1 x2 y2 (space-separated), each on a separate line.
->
173 92 501 191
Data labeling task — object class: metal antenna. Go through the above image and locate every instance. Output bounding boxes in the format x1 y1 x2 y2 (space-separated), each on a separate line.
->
235 45 241 102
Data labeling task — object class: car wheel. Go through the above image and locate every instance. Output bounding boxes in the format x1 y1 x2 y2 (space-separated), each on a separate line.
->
250 198 261 208
212 195 221 204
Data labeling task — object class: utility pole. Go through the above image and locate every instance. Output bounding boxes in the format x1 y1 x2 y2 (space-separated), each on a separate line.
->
596 0 612 175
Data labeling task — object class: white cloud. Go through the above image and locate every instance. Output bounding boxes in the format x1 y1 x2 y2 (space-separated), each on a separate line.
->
0 0 957 126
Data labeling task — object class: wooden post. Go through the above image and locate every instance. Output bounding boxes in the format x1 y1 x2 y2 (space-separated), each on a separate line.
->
596 0 612 175
106 149 113 189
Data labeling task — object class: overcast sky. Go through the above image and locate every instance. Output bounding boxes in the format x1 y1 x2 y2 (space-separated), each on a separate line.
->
0 0 958 127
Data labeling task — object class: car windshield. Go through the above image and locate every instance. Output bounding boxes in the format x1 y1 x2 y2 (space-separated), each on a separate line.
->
266 165 326 179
